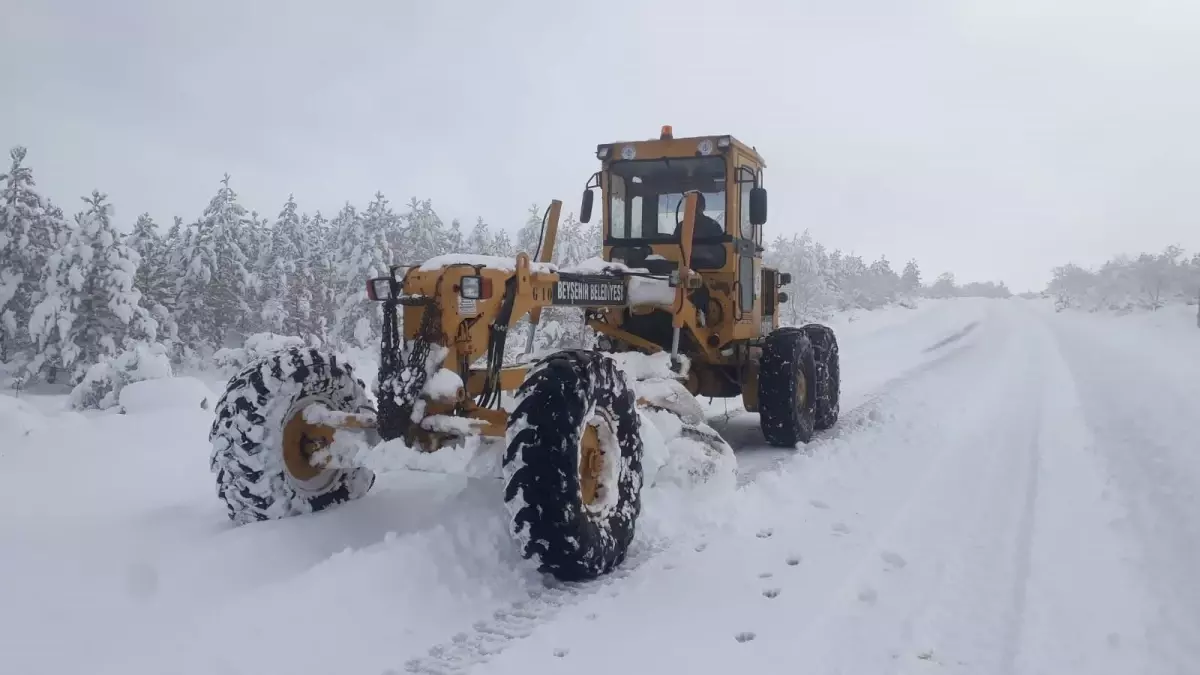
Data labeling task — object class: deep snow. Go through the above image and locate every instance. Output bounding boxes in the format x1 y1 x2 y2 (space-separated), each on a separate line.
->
2 298 1197 675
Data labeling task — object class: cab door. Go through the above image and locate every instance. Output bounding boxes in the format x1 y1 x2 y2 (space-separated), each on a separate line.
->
735 164 762 321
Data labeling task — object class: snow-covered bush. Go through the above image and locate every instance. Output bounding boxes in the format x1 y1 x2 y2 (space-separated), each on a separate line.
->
68 341 173 410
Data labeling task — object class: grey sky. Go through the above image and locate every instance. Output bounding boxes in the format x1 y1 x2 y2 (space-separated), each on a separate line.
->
3 0 1198 292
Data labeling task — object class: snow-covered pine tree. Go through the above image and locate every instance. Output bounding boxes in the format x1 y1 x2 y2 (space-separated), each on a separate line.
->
332 197 393 348
240 207 271 334
0 147 63 367
260 194 308 336
303 210 335 344
446 217 464 255
552 212 598 268
125 212 178 346
174 175 253 355
163 215 185 269
26 191 156 383
466 216 493 255
126 212 159 254
900 259 922 294
516 203 544 258
400 197 448 262
283 212 316 339
492 228 514 258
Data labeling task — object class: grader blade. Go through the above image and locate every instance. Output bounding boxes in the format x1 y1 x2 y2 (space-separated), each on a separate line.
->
607 353 737 487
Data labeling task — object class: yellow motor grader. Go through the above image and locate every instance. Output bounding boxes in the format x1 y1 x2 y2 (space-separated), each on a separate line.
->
208 126 840 581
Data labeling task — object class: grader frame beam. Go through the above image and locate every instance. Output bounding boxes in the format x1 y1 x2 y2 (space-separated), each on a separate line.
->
355 194 720 446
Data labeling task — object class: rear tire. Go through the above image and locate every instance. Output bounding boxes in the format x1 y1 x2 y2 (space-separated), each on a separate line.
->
802 323 840 431
209 347 376 525
759 328 818 446
503 349 644 582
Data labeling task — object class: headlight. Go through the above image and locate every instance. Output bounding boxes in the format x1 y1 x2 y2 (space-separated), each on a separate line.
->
460 276 482 299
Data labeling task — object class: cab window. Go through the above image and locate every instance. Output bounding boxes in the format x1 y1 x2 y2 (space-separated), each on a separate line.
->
607 156 725 241
737 165 758 243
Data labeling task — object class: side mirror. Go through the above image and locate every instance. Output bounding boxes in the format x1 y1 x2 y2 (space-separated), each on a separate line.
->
580 190 594 224
749 187 768 226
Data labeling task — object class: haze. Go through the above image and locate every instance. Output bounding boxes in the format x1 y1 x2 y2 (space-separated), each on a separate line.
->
3 0 1198 291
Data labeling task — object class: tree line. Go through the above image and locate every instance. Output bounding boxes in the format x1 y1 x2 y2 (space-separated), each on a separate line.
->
1 146 1009 396
1045 246 1200 312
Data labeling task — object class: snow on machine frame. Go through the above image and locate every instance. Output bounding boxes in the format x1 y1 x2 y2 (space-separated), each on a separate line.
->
208 126 841 582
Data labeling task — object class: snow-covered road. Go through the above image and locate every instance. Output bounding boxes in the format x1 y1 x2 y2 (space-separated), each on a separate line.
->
2 299 1198 675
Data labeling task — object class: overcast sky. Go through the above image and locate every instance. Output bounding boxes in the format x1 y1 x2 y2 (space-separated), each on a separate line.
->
3 0 1198 291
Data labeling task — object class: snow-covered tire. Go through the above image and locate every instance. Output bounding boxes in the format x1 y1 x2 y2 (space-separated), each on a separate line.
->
759 328 818 446
209 347 376 525
802 323 840 431
503 349 644 582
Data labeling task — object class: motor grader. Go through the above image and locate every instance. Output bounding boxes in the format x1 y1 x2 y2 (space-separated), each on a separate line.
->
208 126 841 582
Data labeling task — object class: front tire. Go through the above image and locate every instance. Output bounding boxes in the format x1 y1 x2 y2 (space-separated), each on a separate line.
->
503 350 644 582
759 328 818 446
209 347 376 525
802 323 840 431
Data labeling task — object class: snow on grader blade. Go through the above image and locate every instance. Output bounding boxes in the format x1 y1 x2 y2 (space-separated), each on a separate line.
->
208 126 841 582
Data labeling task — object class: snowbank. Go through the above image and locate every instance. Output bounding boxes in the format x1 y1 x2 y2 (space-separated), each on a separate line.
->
1108 301 1198 332
118 377 216 414
0 394 46 435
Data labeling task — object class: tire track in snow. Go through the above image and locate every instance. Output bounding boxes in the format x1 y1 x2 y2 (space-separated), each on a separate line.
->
1045 312 1200 672
396 322 988 674
728 335 982 485
998 339 1045 675
743 321 1026 671
398 539 669 675
923 320 980 352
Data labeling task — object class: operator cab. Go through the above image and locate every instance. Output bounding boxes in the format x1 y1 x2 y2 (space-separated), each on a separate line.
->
579 126 775 354
581 126 767 273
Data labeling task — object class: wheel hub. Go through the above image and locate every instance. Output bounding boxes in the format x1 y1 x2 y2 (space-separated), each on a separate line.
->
580 424 603 506
282 408 336 481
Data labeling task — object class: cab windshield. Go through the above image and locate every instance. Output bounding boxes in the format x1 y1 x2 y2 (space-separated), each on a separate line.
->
608 156 726 240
